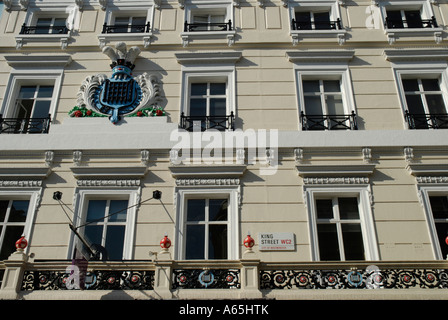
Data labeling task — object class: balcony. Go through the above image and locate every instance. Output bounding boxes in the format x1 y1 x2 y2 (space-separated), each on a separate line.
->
180 112 235 132
384 16 438 29
405 111 448 129
101 22 151 34
291 18 342 31
301 111 358 131
19 23 69 35
0 115 51 134
184 20 232 32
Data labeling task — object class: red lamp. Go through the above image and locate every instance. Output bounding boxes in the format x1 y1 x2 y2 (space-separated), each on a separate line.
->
243 233 255 249
160 234 171 250
15 236 28 250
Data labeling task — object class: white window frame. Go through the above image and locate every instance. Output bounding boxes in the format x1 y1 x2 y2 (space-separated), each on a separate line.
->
69 188 141 260
174 187 240 260
98 2 155 48
377 0 442 44
180 67 236 123
304 185 379 261
181 0 236 46
390 61 448 129
418 185 448 260
0 188 42 258
1 71 63 121
294 67 356 131
288 0 346 45
15 3 79 49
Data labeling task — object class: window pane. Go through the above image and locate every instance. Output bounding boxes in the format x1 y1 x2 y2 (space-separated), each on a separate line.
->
16 100 34 119
190 99 206 117
426 95 446 115
405 10 423 28
86 200 107 222
316 199 333 220
209 225 228 259
8 200 29 222
210 83 226 95
186 225 205 259
84 225 103 246
210 98 226 116
108 200 128 222
422 79 441 92
0 226 24 260
402 79 419 92
304 96 323 115
405 95 425 114
191 83 207 96
303 80 320 93
187 199 205 221
31 101 51 118
132 17 146 26
317 224 340 260
36 18 52 26
386 10 404 28
435 223 448 259
429 196 448 219
295 12 312 29
323 80 341 93
0 201 9 222
209 199 228 221
105 225 125 260
342 224 365 260
115 17 130 25
18 86 37 99
313 12 331 30
54 18 67 26
338 197 359 220
37 86 54 98
326 95 344 115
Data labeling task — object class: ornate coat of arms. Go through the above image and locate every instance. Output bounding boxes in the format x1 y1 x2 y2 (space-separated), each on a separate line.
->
74 42 161 124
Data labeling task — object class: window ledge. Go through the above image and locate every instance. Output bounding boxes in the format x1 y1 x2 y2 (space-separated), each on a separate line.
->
296 164 375 178
169 164 247 178
384 28 443 44
180 30 236 47
97 32 154 49
290 29 347 46
0 167 51 179
406 163 448 177
71 166 148 180
15 32 72 50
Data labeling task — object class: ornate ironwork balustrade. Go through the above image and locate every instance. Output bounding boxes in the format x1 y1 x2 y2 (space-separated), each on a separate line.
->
385 16 438 29
180 112 235 131
301 111 358 131
260 267 448 290
19 23 69 35
405 111 448 129
172 269 240 289
0 115 51 134
291 18 342 30
184 20 232 32
102 22 151 34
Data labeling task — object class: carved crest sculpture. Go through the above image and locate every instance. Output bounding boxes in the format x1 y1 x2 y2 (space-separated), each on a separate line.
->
75 42 161 124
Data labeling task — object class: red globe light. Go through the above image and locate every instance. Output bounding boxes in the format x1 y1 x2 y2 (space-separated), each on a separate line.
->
160 235 171 249
15 236 28 250
243 234 255 248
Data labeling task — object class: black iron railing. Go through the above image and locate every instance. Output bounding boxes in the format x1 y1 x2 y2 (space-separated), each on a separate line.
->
291 18 341 30
180 112 235 131
19 23 69 35
102 22 151 34
0 114 51 134
301 111 358 131
184 20 232 32
405 111 448 129
385 16 438 29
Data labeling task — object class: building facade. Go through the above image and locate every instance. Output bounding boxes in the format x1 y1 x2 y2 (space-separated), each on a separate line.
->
0 0 448 300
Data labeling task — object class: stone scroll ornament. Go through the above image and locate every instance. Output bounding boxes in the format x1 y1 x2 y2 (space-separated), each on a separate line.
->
72 42 163 124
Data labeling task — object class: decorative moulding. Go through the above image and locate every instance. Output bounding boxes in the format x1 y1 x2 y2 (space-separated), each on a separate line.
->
296 164 375 177
303 177 370 185
175 52 242 65
0 167 51 179
407 164 448 177
416 176 448 184
76 179 141 187
70 166 148 179
383 49 448 62
286 50 355 63
176 178 241 186
169 165 247 178
0 180 43 188
4 55 72 68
